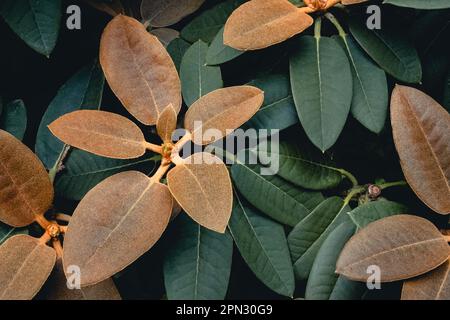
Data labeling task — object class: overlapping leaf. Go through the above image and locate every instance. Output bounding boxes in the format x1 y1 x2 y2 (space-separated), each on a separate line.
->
206 26 244 65
384 0 450 9
157 104 178 143
141 0 206 27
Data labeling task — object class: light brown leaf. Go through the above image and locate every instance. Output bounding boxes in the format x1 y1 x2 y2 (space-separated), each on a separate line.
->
223 0 313 51
141 0 206 27
48 110 147 159
41 259 121 300
100 15 181 125
151 28 180 47
84 0 125 17
391 85 450 214
0 235 56 300
63 171 172 286
0 130 54 227
167 152 232 233
402 259 450 300
184 86 264 145
157 104 178 143
336 215 450 282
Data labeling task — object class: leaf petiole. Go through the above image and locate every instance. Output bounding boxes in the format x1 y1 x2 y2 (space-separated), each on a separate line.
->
337 168 358 187
324 12 346 37
145 142 163 154
314 16 322 39
379 180 408 190
48 144 71 184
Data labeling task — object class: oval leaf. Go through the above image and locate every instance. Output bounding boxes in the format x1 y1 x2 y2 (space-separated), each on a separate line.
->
336 215 450 282
0 235 56 300
100 15 181 125
63 171 172 286
223 0 313 51
0 99 27 141
167 153 232 233
185 86 264 145
141 0 206 27
0 130 54 227
348 199 408 229
384 0 450 9
206 26 244 66
157 104 178 143
151 28 180 48
290 36 353 152
164 214 233 300
391 85 450 214
48 110 147 160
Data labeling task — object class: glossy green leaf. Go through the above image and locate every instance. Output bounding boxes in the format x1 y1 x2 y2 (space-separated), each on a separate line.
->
206 26 243 65
229 192 295 297
164 214 233 300
243 74 298 132
180 40 223 106
0 100 27 140
305 221 366 300
181 0 245 43
0 223 27 245
167 38 191 72
35 62 105 169
231 162 323 226
290 36 353 152
384 0 450 9
0 0 62 56
348 199 408 229
349 18 422 83
55 151 156 200
258 141 343 190
288 197 350 280
335 35 388 134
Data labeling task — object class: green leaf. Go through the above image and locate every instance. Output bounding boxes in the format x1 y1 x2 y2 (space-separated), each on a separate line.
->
335 35 389 134
167 38 191 72
35 62 105 169
290 36 353 152
0 222 28 245
243 74 298 132
180 40 223 106
384 0 450 9
0 100 27 140
305 221 366 300
181 0 245 43
164 214 233 300
288 197 350 280
348 199 408 229
55 151 156 201
349 18 422 84
0 0 62 56
258 141 343 190
229 192 295 297
206 26 243 65
231 162 323 226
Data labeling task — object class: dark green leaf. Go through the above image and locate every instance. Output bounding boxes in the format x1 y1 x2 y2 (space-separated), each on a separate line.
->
164 214 233 300
348 199 408 229
384 0 450 9
229 192 295 297
290 36 353 152
180 40 223 106
0 222 28 245
206 26 243 65
0 0 62 56
167 38 191 72
0 100 27 140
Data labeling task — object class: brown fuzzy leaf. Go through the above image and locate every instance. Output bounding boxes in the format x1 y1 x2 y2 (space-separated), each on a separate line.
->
157 104 178 143
63 171 172 286
151 28 180 47
167 153 232 233
0 235 56 300
391 85 450 214
0 130 54 227
223 0 313 51
141 0 206 27
184 86 264 145
48 110 147 159
84 0 125 16
42 259 121 300
402 259 450 300
100 15 181 125
336 215 450 282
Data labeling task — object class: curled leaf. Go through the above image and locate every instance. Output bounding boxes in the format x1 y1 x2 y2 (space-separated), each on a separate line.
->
100 15 181 125
391 85 450 214
157 104 178 143
167 153 233 233
63 171 172 286
336 215 450 282
223 0 313 51
0 130 53 227
141 0 206 27
48 110 147 160
0 235 56 300
402 259 450 300
184 86 264 145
